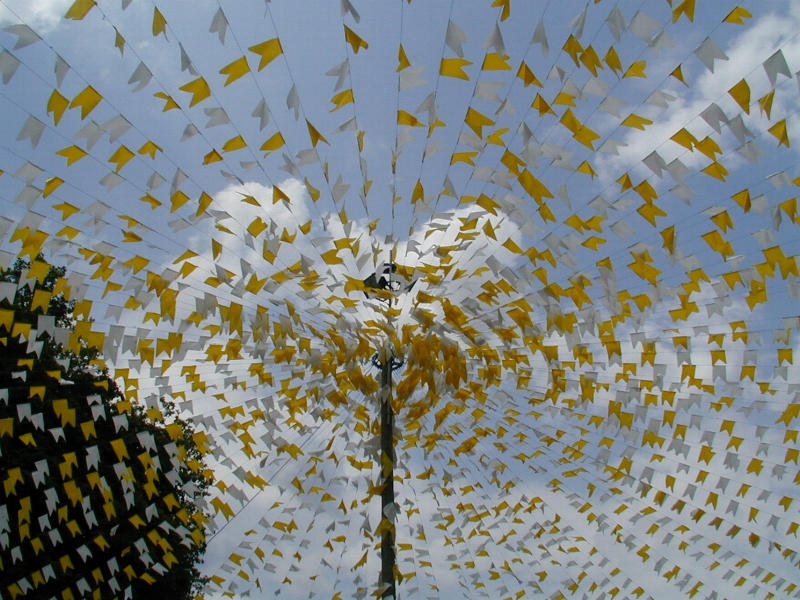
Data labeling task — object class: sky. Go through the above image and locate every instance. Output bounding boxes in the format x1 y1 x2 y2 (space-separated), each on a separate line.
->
1 0 800 598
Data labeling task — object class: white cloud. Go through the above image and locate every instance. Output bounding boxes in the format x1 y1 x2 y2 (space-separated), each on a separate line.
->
597 4 800 182
212 178 312 227
0 0 71 33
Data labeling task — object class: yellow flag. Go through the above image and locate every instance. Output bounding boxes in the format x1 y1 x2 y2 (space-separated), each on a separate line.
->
516 61 542 87
637 201 666 226
248 38 283 70
114 28 125 53
411 180 424 204
152 7 167 38
170 190 190 212
702 230 734 258
477 194 500 215
623 60 647 78
220 56 250 85
518 170 553 203
247 218 268 238
702 161 729 181
695 136 721 159
108 145 134 172
122 255 149 273
531 94 554 116
728 79 750 113
758 90 775 118
723 6 752 24
710 210 733 232
53 201 79 218
139 193 161 209
620 114 653 130
222 136 246 152
481 53 510 70
179 77 211 106
574 125 600 149
203 149 223 164
397 110 422 127
47 90 69 125
64 0 96 20
56 145 88 166
450 151 477 165
670 64 687 85
672 0 695 22
273 185 290 204
491 0 510 20
487 128 507 146
670 128 697 151
43 177 64 198
464 108 494 137
330 89 354 111
137 140 162 159
560 109 580 134
321 249 342 265
69 86 102 119
260 132 285 154
306 120 328 146
197 191 213 215
440 57 472 80
110 438 129 460
503 238 523 254
576 160 597 178
661 226 675 254
633 180 657 202
580 45 602 76
304 177 320 202
31 289 51 312
154 91 179 111
344 25 368 53
604 46 622 73
397 45 410 71
768 119 789 147
552 92 575 106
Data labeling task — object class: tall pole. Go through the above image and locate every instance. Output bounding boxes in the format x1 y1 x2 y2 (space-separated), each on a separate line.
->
379 350 396 598
364 260 408 598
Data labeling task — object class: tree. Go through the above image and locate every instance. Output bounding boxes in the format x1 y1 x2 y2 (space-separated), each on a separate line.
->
0 258 211 600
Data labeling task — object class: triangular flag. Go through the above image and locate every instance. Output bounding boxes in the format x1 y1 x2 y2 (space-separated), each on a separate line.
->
440 58 472 80
152 7 167 38
69 86 102 118
768 119 789 147
695 37 728 72
209 7 229 44
343 25 368 53
728 79 750 113
179 77 211 106
763 49 791 87
220 56 250 86
397 45 410 71
445 20 468 57
248 38 283 70
64 0 96 20
306 120 328 147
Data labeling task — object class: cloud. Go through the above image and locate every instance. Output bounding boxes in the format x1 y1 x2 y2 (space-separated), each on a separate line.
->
596 4 800 182
212 178 312 225
0 0 71 33
694 7 800 102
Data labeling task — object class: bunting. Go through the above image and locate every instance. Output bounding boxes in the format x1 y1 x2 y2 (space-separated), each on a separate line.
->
1 1 799 599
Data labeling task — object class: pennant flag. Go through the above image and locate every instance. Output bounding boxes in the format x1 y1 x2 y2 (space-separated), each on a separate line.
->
0 3 798 600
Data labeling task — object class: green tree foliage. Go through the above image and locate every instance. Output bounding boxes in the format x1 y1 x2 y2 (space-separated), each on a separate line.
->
1 259 211 600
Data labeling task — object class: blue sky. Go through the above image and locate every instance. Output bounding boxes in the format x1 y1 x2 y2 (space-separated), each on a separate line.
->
2 0 800 598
